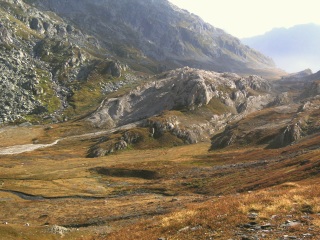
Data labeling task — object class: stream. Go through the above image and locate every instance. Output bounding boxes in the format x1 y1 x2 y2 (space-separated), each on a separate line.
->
0 140 60 155
0 189 106 201
0 121 140 155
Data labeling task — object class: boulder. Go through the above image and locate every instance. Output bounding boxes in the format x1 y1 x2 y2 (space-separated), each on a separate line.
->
0 24 12 44
267 123 302 149
29 18 44 33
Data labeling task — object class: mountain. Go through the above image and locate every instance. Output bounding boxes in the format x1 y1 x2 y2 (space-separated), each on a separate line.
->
281 69 313 81
305 70 320 82
3 1 320 239
0 0 280 125
242 23 320 73
27 0 276 74
86 67 275 156
0 0 116 123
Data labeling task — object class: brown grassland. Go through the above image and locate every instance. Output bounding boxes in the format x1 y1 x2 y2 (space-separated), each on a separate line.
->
0 122 320 239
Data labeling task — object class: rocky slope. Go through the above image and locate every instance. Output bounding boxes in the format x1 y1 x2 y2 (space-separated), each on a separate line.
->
87 68 274 128
0 0 137 124
300 80 320 99
86 67 277 157
0 0 282 125
210 96 320 150
1 0 317 156
209 62 320 151
304 70 320 82
28 0 276 74
280 69 313 82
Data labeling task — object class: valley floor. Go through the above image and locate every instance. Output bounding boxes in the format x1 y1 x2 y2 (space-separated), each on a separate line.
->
0 124 320 239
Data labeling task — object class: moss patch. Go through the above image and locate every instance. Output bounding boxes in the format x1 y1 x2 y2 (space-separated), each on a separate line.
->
35 68 61 113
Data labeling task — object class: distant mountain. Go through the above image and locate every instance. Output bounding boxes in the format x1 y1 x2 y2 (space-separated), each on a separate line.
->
305 70 320 82
242 23 320 73
28 0 276 74
280 69 313 81
0 0 278 124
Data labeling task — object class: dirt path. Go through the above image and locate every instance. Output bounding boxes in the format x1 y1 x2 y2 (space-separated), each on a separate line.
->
0 122 140 155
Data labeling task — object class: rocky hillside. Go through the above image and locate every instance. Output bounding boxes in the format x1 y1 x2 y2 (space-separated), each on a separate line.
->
86 67 277 157
304 70 320 82
0 0 281 125
280 69 313 82
28 0 276 74
209 62 320 150
210 93 320 150
88 67 274 128
0 0 142 124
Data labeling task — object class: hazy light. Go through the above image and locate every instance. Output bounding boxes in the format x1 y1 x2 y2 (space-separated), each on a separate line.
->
168 0 320 38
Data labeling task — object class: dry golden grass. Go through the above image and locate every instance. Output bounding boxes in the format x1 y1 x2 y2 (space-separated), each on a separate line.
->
108 179 320 239
0 126 45 147
0 123 320 239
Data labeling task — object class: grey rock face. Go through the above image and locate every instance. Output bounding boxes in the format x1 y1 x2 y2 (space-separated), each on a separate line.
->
87 67 274 128
235 75 272 92
144 116 198 144
0 0 106 123
0 24 12 44
0 47 42 123
300 80 320 99
29 18 44 33
267 123 302 149
31 0 276 74
268 92 291 106
101 60 126 78
281 69 313 81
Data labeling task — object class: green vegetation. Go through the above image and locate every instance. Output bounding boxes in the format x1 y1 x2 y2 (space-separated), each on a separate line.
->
206 97 235 114
0 1 25 17
66 80 103 115
35 68 61 113
23 0 39 6
1 0 320 239
35 39 73 66
0 7 43 41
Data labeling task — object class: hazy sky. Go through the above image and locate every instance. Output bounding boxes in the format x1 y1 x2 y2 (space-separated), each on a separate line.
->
168 0 320 38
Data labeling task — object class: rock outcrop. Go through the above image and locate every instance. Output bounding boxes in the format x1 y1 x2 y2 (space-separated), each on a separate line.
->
0 0 128 124
210 95 320 150
300 80 320 99
85 67 278 157
0 47 43 123
267 92 291 107
267 123 302 149
0 0 281 125
87 67 275 129
0 23 12 44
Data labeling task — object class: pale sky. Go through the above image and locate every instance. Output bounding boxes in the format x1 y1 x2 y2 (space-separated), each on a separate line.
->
168 0 320 38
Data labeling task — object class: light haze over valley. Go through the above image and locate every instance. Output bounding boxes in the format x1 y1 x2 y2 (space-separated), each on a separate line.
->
1 0 320 239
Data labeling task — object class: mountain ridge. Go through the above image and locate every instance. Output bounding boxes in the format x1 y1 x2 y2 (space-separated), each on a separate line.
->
242 23 320 73
0 0 281 125
27 0 277 74
2 1 320 239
